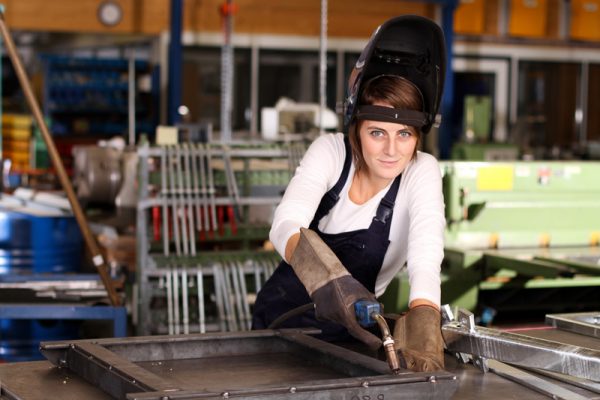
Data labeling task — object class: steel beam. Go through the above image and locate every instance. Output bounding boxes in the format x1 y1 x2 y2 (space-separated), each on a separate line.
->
443 309 600 382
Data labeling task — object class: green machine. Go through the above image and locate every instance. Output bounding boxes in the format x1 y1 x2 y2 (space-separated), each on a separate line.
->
383 161 600 322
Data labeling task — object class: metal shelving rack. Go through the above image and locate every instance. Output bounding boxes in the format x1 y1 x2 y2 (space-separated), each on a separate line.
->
135 140 305 335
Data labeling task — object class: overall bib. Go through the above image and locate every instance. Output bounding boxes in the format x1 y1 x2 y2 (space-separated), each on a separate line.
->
252 137 401 343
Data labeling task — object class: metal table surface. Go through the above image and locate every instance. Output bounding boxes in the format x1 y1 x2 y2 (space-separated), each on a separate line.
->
2 354 595 400
3 326 600 399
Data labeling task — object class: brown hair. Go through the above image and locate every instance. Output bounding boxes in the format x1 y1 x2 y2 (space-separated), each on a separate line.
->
349 75 423 173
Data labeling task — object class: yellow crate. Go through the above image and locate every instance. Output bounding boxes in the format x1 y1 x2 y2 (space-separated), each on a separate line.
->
3 139 30 153
2 114 33 129
3 128 32 140
570 0 600 41
509 0 548 38
455 0 485 35
5 151 30 164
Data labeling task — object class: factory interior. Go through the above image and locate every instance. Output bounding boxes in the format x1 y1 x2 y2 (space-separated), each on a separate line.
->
2 0 600 399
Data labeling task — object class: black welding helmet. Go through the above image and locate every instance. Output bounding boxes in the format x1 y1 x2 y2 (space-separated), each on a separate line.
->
343 15 446 134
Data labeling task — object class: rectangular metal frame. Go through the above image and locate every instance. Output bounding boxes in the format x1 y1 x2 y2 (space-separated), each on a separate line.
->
546 312 600 339
40 329 457 400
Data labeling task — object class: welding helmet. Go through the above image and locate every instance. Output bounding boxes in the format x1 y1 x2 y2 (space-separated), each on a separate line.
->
343 15 446 134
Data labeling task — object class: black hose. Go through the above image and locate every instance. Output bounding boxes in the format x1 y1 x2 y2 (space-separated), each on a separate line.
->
268 302 315 329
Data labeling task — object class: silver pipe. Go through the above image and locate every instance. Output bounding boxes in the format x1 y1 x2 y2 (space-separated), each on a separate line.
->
183 144 197 256
175 146 189 254
168 146 182 255
198 144 211 233
212 264 227 332
197 268 205 333
205 144 218 233
172 267 180 335
128 53 136 146
221 263 237 331
166 270 173 335
237 261 251 330
189 144 203 240
182 268 189 335
160 147 170 255
229 261 244 330
220 0 234 142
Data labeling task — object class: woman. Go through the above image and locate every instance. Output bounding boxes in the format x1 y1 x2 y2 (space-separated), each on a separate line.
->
252 15 446 372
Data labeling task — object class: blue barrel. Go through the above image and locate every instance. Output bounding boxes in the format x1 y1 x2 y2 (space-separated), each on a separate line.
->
0 208 84 361
0 208 83 274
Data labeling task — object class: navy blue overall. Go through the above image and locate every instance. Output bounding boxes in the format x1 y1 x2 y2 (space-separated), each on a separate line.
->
252 137 401 343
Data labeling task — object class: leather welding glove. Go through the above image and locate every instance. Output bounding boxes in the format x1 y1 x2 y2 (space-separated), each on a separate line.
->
289 228 382 350
393 305 445 372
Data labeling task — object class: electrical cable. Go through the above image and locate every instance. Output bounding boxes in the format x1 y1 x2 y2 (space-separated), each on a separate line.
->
268 302 315 329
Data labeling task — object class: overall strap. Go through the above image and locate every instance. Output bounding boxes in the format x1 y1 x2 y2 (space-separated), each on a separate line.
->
310 136 352 228
369 173 402 234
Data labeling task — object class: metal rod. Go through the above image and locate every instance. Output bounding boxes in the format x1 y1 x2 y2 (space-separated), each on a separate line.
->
172 267 180 335
166 270 173 335
237 260 252 330
168 146 182 255
182 268 189 335
487 359 590 400
197 268 205 333
175 146 189 254
197 144 211 233
160 147 170 256
189 144 203 240
128 53 136 146
0 11 120 306
205 144 218 232
183 144 197 255
212 264 227 332
229 261 244 330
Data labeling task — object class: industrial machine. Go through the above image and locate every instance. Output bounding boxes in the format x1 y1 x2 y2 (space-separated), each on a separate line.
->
382 161 600 322
442 161 600 320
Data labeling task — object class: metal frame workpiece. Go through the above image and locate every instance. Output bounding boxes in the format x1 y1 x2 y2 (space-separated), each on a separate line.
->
39 329 458 400
442 306 600 382
546 312 600 339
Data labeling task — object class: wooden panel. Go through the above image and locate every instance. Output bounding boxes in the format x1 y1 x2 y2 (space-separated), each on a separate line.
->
3 0 435 38
508 0 548 38
137 0 169 34
4 0 137 33
181 0 434 38
570 0 600 41
455 0 485 35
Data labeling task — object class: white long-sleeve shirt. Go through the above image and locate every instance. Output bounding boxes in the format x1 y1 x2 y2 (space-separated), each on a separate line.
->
269 132 445 306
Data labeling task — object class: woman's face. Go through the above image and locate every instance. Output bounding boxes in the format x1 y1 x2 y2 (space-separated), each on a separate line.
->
358 103 418 183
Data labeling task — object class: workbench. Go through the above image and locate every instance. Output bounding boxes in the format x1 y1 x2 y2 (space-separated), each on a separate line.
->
2 354 597 399
2 318 600 400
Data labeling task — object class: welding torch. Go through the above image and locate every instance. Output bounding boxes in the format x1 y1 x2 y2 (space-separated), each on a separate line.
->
354 300 401 375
